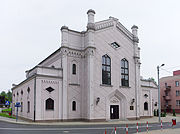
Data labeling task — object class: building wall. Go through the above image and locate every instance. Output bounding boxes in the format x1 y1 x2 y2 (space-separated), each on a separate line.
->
92 26 138 120
160 75 180 113
12 78 35 120
35 77 62 120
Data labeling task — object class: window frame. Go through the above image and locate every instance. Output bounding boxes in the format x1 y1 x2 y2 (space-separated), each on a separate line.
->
72 101 76 111
27 101 30 113
21 102 23 112
121 59 129 87
72 64 76 75
102 55 111 85
46 98 54 110
175 81 179 87
144 102 148 111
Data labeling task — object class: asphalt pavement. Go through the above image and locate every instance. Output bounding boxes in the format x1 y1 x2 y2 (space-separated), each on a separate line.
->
0 120 180 134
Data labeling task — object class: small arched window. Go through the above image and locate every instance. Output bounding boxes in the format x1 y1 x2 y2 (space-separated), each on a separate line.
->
46 98 54 110
72 64 76 75
102 54 111 85
121 58 129 87
21 90 23 95
144 102 148 111
72 101 76 111
27 87 30 93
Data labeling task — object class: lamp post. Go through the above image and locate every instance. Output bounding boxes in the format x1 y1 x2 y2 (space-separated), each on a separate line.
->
157 64 164 123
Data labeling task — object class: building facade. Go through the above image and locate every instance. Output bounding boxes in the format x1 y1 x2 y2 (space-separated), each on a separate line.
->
160 70 180 113
12 9 158 121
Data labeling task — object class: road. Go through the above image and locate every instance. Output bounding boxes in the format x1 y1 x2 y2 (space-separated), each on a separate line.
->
0 121 180 134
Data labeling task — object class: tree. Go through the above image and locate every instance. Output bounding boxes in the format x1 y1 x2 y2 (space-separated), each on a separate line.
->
0 91 7 99
7 90 12 102
149 77 157 85
0 90 12 102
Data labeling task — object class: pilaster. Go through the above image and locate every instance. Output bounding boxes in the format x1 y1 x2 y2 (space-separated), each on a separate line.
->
61 47 68 119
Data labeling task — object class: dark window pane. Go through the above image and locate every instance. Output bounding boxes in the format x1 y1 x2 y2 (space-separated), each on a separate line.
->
125 69 128 74
72 64 76 75
107 66 110 71
72 101 76 111
121 60 124 67
102 57 105 64
121 59 129 87
27 101 30 113
144 102 148 110
125 61 128 68
46 98 54 110
102 55 111 85
106 58 111 65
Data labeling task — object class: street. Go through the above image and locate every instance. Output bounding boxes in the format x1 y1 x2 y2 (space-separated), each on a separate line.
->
0 121 180 134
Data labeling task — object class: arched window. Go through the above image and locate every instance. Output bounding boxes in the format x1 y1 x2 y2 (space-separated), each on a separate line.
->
72 101 76 111
27 87 30 93
102 55 111 85
72 64 76 75
121 59 129 86
144 102 148 111
46 98 54 110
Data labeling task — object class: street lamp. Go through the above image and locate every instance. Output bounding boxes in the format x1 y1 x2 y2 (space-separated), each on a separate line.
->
157 64 165 123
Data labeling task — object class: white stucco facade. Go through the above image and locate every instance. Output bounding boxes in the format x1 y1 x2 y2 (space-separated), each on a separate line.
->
12 9 158 121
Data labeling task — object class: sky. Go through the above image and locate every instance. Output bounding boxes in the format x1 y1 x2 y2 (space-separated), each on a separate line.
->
0 0 180 92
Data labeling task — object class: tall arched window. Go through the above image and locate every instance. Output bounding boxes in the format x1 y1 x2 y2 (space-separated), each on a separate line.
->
46 98 54 110
144 102 148 110
121 59 129 86
102 55 111 85
72 101 76 111
72 64 76 75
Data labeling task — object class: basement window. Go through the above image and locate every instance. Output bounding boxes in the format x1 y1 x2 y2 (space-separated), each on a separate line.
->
111 42 120 48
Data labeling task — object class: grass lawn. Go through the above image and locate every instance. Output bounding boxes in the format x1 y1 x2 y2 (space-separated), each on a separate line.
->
2 108 11 112
0 112 16 119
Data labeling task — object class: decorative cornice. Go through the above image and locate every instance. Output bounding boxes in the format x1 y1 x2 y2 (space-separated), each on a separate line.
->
84 47 96 57
116 22 133 41
95 20 114 30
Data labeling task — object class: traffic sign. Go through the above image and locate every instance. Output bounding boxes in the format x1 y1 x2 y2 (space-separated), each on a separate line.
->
5 101 10 105
15 102 21 107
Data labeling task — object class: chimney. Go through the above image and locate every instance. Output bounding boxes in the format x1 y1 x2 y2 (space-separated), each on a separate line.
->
61 26 69 47
131 25 138 37
87 9 95 30
87 9 95 24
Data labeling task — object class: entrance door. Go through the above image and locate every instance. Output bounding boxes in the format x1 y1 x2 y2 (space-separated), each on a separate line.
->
110 105 119 119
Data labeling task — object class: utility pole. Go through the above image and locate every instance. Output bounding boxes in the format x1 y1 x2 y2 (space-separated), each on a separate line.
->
157 64 164 123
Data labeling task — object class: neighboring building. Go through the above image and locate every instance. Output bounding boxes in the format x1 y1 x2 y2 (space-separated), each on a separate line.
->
160 70 180 113
12 9 158 121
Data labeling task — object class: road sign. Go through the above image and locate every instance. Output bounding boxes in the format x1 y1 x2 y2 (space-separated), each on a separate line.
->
5 101 10 105
15 102 21 107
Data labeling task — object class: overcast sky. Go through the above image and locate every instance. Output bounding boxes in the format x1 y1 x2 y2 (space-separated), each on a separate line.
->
0 0 180 92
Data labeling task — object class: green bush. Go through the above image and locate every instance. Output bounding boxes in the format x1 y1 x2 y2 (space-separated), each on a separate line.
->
164 109 167 115
0 112 15 119
161 112 166 117
173 109 176 116
154 109 157 116
2 108 11 112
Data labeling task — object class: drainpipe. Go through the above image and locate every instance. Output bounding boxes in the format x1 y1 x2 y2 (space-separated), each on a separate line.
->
34 77 36 122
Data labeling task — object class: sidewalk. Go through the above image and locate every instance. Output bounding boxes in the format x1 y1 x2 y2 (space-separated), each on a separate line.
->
0 114 180 125
137 128 180 134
